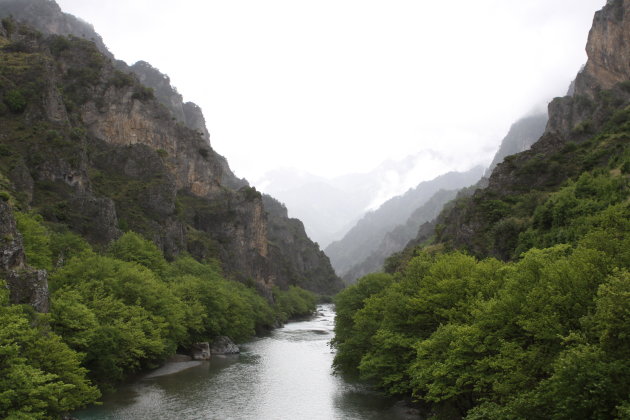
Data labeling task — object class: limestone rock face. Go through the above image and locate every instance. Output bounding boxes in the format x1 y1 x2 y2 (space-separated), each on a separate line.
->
545 0 630 141
130 61 187 124
0 201 26 271
263 195 343 295
6 269 49 313
575 0 630 98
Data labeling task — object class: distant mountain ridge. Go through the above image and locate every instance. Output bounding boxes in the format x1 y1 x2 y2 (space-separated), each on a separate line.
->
333 110 548 283
260 151 481 247
324 166 485 277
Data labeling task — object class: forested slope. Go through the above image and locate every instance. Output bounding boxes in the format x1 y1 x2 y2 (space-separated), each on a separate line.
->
332 1 630 418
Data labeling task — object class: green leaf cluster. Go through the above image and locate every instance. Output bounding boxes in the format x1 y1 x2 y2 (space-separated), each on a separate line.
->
0 284 100 419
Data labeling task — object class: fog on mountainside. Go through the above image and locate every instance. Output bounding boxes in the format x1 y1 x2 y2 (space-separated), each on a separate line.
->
325 166 485 276
257 152 486 247
486 113 548 174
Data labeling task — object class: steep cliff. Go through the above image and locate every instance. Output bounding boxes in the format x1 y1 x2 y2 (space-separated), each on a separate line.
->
0 6 339 296
263 195 343 295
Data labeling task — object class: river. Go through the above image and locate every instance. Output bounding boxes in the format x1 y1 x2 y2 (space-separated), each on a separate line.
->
74 304 418 420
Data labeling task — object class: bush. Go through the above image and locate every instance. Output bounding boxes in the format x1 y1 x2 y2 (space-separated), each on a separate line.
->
131 86 154 101
4 89 27 113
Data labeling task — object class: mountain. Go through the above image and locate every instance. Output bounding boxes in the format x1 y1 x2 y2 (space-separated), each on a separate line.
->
427 0 630 262
341 188 460 283
342 112 547 283
263 195 343 294
324 166 484 277
257 168 368 248
0 0 341 297
332 1 630 417
259 151 481 247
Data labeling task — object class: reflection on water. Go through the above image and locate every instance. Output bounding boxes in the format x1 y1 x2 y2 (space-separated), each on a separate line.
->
75 304 415 420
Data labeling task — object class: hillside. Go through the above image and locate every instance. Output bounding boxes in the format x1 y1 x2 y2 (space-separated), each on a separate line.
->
341 188 460 283
332 1 630 418
0 0 341 296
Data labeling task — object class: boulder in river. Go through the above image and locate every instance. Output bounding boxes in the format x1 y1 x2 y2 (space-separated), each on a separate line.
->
211 336 240 355
191 342 211 360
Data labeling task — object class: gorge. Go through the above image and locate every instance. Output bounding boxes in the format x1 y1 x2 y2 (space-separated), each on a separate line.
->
1 0 628 419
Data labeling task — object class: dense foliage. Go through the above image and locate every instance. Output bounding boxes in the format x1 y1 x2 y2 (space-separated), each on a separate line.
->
0 284 100 419
333 163 630 418
1 215 317 418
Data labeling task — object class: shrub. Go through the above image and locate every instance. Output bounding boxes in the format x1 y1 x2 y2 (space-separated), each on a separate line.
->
4 89 27 113
131 86 154 101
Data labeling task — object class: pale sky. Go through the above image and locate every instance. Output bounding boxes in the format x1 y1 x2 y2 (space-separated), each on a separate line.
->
56 0 605 183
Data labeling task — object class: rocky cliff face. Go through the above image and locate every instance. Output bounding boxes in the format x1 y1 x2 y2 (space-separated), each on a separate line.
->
574 0 630 99
0 3 340 297
263 195 343 295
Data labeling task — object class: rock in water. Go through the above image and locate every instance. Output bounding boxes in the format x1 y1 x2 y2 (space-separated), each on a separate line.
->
191 342 211 360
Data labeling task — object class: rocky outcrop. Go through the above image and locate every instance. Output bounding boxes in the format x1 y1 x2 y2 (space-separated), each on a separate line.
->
191 342 211 360
210 336 240 355
574 0 630 98
543 0 630 142
129 61 212 142
0 201 49 312
0 201 25 271
263 195 343 295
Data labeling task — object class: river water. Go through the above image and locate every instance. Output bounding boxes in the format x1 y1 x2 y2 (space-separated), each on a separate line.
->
74 304 416 420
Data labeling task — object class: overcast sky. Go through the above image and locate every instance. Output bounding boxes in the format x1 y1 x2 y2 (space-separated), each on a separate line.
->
56 0 605 183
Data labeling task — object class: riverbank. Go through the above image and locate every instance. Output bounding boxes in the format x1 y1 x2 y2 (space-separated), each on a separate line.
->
74 304 419 420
